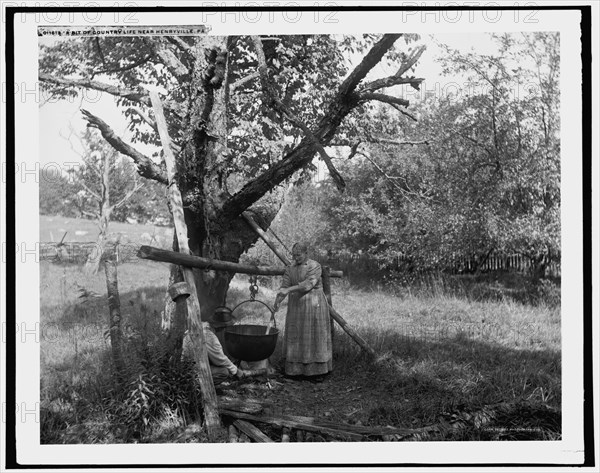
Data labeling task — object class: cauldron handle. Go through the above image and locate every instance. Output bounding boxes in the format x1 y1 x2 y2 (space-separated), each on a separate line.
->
230 299 277 328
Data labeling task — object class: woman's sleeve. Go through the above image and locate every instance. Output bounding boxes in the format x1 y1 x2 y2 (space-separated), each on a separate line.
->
281 267 291 289
298 260 321 291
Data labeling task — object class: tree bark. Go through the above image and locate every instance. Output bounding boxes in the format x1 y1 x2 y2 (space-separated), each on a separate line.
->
85 150 111 275
104 257 124 378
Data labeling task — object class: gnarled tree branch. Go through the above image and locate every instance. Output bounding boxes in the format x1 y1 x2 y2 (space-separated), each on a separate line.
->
81 109 168 184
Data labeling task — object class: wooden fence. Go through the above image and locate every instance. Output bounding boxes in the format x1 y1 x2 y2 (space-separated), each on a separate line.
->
312 251 561 280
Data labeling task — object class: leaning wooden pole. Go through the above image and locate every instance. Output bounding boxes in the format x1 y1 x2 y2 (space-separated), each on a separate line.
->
321 266 335 347
149 91 222 441
328 304 376 358
242 212 291 265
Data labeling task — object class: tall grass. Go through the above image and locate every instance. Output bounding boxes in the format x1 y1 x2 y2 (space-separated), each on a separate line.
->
40 261 561 443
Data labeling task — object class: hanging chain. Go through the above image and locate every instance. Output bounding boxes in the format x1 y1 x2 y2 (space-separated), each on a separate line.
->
248 274 259 301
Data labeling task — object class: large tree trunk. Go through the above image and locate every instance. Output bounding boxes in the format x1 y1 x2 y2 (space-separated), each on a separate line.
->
175 36 273 320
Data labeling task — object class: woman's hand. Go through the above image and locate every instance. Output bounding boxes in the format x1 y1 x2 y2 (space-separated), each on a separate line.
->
273 290 288 312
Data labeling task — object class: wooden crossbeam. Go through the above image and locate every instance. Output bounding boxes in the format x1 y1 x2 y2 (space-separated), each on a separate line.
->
138 245 344 278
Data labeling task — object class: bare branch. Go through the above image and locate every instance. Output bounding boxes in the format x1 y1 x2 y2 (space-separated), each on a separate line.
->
112 182 144 210
360 45 427 92
357 151 433 201
58 125 85 159
391 104 418 121
230 71 260 91
357 151 406 194
446 125 494 156
338 34 403 96
81 109 168 184
396 45 427 77
359 92 410 108
347 141 362 160
129 106 158 131
371 137 429 146
82 209 99 219
127 106 181 155
79 180 102 201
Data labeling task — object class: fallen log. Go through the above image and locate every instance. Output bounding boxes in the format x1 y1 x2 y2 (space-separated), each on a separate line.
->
218 397 265 415
221 410 363 441
138 245 344 278
281 414 420 438
218 397 414 437
233 420 274 443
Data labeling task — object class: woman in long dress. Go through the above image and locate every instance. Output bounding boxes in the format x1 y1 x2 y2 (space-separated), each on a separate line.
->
274 243 332 377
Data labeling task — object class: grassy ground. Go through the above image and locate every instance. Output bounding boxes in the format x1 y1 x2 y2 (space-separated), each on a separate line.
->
40 256 561 443
40 214 173 247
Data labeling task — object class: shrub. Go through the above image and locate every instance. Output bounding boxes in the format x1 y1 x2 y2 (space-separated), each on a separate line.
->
535 278 561 308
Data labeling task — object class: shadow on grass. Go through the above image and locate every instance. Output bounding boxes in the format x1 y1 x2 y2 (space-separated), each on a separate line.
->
331 325 561 440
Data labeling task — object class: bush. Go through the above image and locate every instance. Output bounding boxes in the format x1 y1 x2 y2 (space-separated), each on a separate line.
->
535 279 561 308
101 320 203 440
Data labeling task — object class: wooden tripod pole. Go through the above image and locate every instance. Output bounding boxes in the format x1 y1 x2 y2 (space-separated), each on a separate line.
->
242 212 291 265
149 90 222 441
